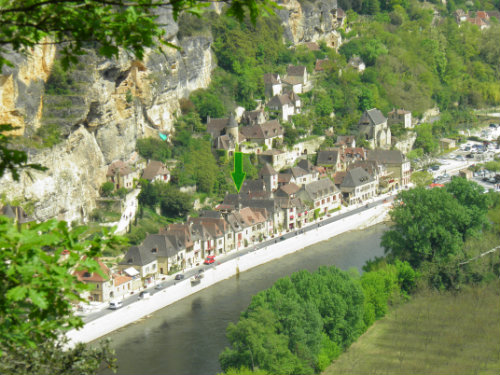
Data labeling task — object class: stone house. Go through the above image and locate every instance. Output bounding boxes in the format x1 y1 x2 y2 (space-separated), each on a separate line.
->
242 108 267 126
297 178 341 216
280 165 318 187
142 160 170 183
73 260 113 303
240 120 284 149
267 94 298 122
366 149 411 189
317 149 343 172
107 160 137 189
118 246 158 287
189 214 230 255
336 135 356 148
284 65 309 93
263 73 283 97
358 108 391 149
339 167 377 204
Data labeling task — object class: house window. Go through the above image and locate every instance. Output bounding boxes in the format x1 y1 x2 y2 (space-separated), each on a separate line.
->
321 199 325 204
316 202 320 207
327 197 330 202
95 284 99 289
152 264 156 270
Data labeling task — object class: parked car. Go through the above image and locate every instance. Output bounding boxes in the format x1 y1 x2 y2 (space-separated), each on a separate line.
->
466 154 474 159
204 255 215 265
430 165 440 171
138 291 151 299
174 274 184 280
109 300 123 310
155 283 164 289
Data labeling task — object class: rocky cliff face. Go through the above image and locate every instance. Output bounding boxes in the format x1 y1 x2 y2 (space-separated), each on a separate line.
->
0 10 214 222
276 0 342 48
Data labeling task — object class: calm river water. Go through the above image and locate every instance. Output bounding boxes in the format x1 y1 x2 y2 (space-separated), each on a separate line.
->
98 223 388 375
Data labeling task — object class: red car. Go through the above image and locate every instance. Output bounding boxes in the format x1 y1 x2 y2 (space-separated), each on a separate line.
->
204 255 215 265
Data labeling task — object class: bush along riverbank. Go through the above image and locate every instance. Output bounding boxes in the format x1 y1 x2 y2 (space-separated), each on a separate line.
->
217 180 500 375
218 262 417 375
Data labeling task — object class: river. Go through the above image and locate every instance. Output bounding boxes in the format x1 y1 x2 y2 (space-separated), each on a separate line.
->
98 223 388 375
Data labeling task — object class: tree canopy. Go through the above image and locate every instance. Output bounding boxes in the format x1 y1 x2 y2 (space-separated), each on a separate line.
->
381 181 491 270
0 216 125 371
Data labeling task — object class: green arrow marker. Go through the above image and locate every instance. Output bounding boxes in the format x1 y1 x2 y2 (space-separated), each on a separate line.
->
231 152 246 192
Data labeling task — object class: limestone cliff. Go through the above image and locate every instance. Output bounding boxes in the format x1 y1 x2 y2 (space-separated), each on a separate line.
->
276 0 342 49
0 10 213 222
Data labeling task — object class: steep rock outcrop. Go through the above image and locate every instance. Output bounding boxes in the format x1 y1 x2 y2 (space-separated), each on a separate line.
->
0 126 106 223
0 10 214 222
276 0 342 48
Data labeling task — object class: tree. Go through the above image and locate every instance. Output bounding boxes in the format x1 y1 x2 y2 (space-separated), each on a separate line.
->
381 185 489 269
136 137 171 162
410 171 433 188
0 216 124 371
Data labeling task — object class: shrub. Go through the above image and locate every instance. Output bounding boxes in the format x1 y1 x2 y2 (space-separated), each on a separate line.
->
100 182 114 197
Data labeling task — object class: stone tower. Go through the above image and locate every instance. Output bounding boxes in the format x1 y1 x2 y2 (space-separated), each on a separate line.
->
226 113 239 144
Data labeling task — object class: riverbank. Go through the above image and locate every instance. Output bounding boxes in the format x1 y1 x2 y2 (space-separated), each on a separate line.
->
66 203 391 346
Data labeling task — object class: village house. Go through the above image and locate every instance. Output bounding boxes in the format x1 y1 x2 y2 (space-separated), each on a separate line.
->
348 160 386 191
142 160 170 183
317 148 343 173
280 164 318 187
358 108 391 149
267 93 300 122
297 178 341 216
388 108 413 129
106 160 138 189
339 167 377 205
314 58 331 73
336 135 356 148
118 246 159 287
367 149 411 189
263 73 283 97
189 213 231 255
283 65 309 93
241 108 267 126
73 260 113 303
240 120 284 149
275 196 306 230
275 183 301 199
207 114 240 155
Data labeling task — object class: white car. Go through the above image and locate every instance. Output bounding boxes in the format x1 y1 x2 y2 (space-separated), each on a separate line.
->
109 300 123 310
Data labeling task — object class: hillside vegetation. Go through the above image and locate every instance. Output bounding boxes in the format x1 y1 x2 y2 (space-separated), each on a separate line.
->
324 280 500 375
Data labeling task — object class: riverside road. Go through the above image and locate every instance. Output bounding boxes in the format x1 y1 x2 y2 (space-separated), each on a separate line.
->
82 193 395 324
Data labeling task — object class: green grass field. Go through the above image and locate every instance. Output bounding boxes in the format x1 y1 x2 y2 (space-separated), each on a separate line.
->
324 280 500 375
